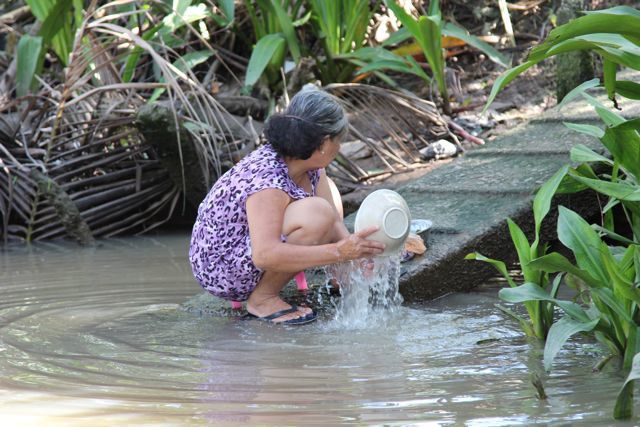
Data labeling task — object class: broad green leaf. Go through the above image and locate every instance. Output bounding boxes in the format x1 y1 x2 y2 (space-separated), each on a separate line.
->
557 206 609 283
16 35 43 97
417 15 446 97
601 249 640 305
347 59 400 87
564 123 605 139
442 22 510 67
532 165 569 250
585 6 640 18
591 287 634 323
309 0 339 54
635 246 640 288
344 46 405 62
581 92 626 126
162 3 209 33
528 252 600 288
623 326 640 370
555 165 593 195
484 61 536 111
506 218 532 279
270 0 301 62
24 0 53 20
614 351 640 419
217 0 235 26
384 0 423 47
556 78 600 110
603 58 617 101
530 7 640 61
173 50 212 73
616 80 640 100
356 59 417 76
25 0 74 65
549 272 563 299
382 27 410 47
592 224 638 246
244 34 286 87
499 282 591 322
39 0 72 42
342 0 371 54
569 144 610 163
292 11 312 27
570 175 640 202
427 0 440 16
464 252 516 287
543 316 599 371
600 119 640 180
541 35 640 71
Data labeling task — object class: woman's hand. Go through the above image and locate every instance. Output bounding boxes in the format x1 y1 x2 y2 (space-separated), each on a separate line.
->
335 226 385 261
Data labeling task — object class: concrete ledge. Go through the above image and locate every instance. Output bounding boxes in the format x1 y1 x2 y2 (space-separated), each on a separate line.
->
343 93 618 302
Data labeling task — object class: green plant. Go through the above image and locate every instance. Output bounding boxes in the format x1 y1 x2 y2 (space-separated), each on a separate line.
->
466 165 569 339
480 5 640 420
308 0 376 83
16 0 84 96
243 0 306 91
485 6 640 109
363 0 510 114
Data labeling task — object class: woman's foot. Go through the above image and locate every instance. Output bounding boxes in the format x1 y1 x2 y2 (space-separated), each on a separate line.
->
246 294 312 324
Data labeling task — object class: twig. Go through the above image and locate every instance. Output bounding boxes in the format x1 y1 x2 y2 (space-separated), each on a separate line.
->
448 120 485 145
0 5 31 25
507 0 547 11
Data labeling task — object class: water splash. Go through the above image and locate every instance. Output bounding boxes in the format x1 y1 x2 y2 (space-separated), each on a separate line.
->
324 251 404 330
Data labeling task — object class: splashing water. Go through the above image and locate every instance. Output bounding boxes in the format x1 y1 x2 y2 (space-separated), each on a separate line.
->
324 251 404 330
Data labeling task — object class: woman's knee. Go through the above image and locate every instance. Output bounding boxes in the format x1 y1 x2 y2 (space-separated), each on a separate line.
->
327 177 344 219
283 197 335 244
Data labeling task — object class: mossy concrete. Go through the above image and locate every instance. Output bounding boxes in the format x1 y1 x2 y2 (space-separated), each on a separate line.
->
343 92 623 303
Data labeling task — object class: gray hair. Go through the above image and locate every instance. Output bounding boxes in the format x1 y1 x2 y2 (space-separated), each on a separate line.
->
285 84 349 138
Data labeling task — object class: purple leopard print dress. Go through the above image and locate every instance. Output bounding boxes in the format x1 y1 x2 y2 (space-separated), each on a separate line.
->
189 143 320 301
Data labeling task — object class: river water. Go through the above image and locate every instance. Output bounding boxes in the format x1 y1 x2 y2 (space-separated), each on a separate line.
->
0 234 636 425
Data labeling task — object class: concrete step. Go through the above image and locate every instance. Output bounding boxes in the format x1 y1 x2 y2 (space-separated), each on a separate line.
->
343 83 629 302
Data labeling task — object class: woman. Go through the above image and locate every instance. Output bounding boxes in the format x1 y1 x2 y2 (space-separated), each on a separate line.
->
189 85 384 325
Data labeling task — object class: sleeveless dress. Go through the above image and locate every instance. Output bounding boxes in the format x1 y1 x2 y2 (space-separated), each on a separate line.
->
189 144 320 301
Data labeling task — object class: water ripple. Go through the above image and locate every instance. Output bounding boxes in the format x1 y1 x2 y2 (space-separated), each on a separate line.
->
0 235 632 425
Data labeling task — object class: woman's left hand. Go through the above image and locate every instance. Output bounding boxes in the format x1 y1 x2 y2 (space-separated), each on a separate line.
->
335 226 385 261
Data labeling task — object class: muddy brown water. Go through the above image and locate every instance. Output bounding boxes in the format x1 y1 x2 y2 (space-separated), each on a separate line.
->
0 234 637 425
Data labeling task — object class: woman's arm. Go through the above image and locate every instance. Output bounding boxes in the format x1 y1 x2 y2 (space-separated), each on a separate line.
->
246 188 383 273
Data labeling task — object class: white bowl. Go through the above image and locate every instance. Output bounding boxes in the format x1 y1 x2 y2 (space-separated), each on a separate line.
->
354 189 411 256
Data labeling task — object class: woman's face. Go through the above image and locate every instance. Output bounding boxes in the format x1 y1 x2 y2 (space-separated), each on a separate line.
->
317 135 342 166
302 134 344 169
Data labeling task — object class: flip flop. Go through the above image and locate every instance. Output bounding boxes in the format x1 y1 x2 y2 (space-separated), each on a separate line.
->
244 305 317 325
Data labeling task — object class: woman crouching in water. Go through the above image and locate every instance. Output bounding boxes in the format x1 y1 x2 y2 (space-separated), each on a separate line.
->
189 85 384 325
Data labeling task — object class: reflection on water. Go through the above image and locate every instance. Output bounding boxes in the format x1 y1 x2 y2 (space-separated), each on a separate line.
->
0 234 637 425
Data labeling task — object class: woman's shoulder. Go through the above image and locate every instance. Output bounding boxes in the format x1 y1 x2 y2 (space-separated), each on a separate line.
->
235 144 285 176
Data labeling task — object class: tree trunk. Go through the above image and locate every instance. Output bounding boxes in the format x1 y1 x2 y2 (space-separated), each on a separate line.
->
555 0 594 101
31 169 95 245
135 103 209 207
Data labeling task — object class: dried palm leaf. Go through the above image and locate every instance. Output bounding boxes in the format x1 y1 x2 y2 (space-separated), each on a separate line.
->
324 83 469 183
0 0 246 243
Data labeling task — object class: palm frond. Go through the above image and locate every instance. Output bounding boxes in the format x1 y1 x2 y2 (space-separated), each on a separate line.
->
1 0 246 243
324 83 461 184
